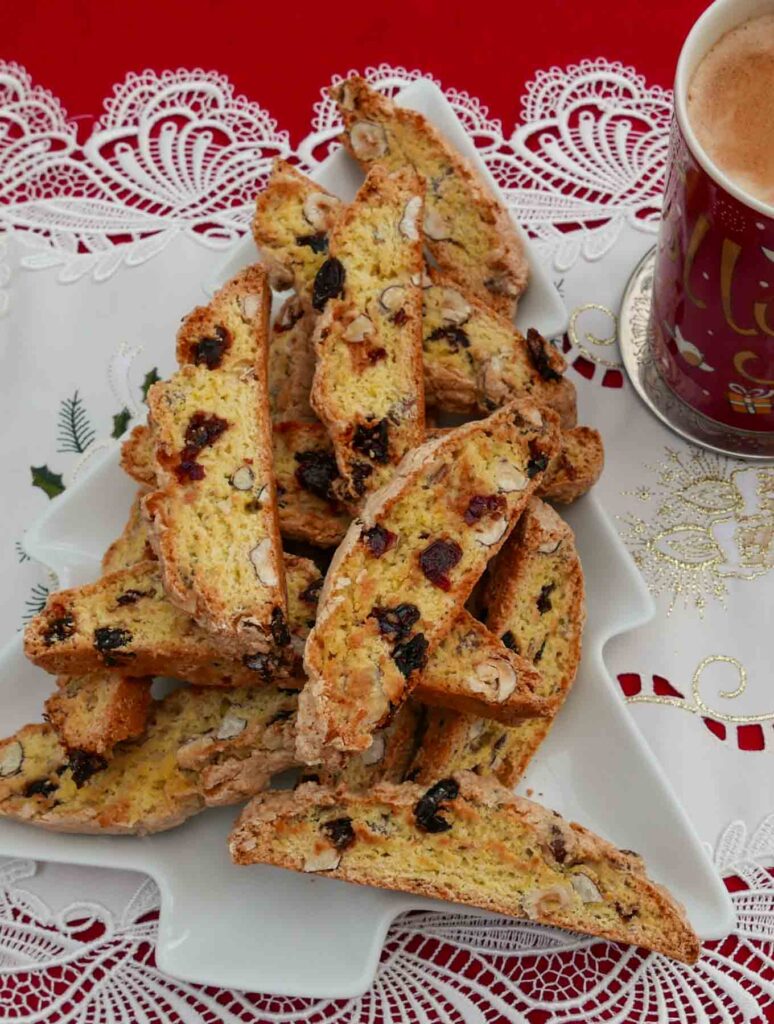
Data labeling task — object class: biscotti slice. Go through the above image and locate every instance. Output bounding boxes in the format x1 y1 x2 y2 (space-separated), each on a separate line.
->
273 420 350 547
102 491 156 573
25 556 321 686
331 77 528 317
268 295 317 420
414 613 553 725
299 400 560 761
310 164 426 503
121 423 156 487
422 274 576 428
145 362 286 655
539 426 604 504
229 772 700 963
480 498 585 783
253 159 344 297
0 685 298 834
176 264 272 374
407 707 519 786
45 672 153 757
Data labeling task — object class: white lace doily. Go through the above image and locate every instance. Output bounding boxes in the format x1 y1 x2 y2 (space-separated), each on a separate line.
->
0 59 772 1023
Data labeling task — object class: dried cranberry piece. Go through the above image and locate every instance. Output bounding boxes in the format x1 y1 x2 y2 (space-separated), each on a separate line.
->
24 778 57 798
369 603 420 641
294 450 339 502
414 778 459 833
350 461 373 495
533 637 547 663
271 607 291 648
93 627 134 665
419 539 462 591
116 589 153 606
537 583 556 614
548 824 567 863
367 347 387 364
614 902 640 922
184 412 228 453
299 578 323 605
391 308 408 326
312 257 345 311
391 633 428 678
352 419 389 464
463 494 506 525
274 304 304 334
361 524 396 557
67 750 108 788
527 439 550 479
242 651 280 681
321 816 356 850
501 630 519 653
526 328 562 382
296 232 328 253
190 325 231 370
44 615 75 646
175 460 206 483
426 325 470 350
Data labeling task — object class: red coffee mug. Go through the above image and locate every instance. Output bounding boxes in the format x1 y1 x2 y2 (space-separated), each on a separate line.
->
652 0 774 433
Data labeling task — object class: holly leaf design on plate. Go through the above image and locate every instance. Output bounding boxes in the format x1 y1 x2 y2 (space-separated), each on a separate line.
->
31 465 65 499
112 407 132 438
141 368 160 402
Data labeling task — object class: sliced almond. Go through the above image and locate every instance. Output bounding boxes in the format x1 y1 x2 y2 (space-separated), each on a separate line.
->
231 466 255 491
474 517 508 548
249 539 278 587
349 122 388 161
379 285 406 314
303 846 341 872
439 287 471 325
239 294 262 320
0 741 23 778
399 196 422 241
424 206 451 241
469 658 517 703
496 460 528 493
361 733 385 765
410 270 433 288
303 192 340 231
570 872 603 904
217 713 247 740
343 314 374 343
522 884 573 919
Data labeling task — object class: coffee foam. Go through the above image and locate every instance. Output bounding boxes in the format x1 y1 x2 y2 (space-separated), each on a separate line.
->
687 12 774 207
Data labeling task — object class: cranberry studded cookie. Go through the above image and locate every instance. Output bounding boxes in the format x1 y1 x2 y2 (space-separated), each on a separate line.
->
298 400 560 762
229 772 700 963
331 76 528 317
144 265 287 656
0 685 299 834
310 164 426 504
253 160 343 297
422 272 577 428
25 555 321 686
45 672 153 758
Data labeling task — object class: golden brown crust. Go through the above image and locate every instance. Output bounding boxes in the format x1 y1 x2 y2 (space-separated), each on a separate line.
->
229 772 700 964
120 424 156 487
101 491 156 574
299 401 560 762
539 426 605 504
45 673 153 757
268 296 317 420
331 77 528 317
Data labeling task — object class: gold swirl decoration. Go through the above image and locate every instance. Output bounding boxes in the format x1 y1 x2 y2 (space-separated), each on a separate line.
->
566 303 623 368
628 655 774 726
620 447 774 614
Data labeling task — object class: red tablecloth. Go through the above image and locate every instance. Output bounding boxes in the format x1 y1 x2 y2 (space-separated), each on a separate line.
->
7 0 705 137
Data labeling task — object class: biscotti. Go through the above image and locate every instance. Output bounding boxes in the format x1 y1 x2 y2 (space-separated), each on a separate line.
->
120 424 156 487
102 491 156 573
273 420 350 547
331 77 528 317
253 160 343 297
0 685 298 834
540 426 604 504
310 165 426 503
299 400 560 762
25 556 321 686
145 269 286 655
229 772 700 963
422 273 576 427
45 672 153 757
268 296 317 420
407 706 520 786
414 614 554 725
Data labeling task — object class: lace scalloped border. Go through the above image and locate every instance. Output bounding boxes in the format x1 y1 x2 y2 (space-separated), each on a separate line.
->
0 814 772 1024
0 58 670 282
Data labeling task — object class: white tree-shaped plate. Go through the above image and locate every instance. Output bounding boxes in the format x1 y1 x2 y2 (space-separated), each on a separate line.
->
0 80 733 999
